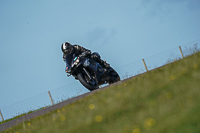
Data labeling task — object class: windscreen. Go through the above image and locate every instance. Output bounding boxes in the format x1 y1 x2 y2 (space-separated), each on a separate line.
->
64 51 76 69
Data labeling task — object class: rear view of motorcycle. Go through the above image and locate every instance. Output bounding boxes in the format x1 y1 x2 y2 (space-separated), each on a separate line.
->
64 51 120 91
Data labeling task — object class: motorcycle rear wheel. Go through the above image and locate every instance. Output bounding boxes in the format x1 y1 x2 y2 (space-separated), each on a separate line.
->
108 67 120 84
77 73 99 91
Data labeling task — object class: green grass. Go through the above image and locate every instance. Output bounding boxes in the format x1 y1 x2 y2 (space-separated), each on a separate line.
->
2 52 200 133
0 106 49 125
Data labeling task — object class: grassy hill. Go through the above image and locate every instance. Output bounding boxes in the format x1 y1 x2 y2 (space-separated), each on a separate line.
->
2 52 200 133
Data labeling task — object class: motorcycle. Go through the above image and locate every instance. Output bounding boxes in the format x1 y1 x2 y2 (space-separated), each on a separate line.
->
64 51 120 91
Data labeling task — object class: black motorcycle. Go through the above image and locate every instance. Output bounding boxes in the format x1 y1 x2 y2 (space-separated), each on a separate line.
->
64 51 120 91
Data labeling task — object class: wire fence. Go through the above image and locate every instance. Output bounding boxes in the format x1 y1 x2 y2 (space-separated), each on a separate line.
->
145 47 182 70
116 60 146 80
50 82 89 105
1 39 200 123
0 92 52 122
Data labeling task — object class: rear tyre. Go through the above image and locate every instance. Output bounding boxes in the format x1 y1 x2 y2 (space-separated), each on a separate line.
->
108 67 120 84
78 73 99 91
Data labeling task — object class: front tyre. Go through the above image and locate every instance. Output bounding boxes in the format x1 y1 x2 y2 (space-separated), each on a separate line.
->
77 73 99 91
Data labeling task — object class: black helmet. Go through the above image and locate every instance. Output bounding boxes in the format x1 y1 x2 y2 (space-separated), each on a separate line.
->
91 52 101 60
61 42 73 55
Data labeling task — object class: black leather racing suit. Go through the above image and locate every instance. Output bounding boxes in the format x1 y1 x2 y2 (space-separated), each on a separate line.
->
63 45 105 66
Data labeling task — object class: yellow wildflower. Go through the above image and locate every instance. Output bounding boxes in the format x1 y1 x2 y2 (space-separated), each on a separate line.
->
89 104 95 109
132 128 141 133
60 116 65 121
61 108 65 111
144 117 156 130
95 115 103 122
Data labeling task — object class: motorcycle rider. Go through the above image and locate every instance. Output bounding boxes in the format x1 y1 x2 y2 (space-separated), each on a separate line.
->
61 42 110 72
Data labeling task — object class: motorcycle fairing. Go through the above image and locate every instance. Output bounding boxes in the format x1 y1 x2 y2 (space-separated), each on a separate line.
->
64 51 77 72
85 59 106 85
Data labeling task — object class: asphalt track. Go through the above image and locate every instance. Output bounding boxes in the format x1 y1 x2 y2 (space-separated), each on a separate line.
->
0 76 133 132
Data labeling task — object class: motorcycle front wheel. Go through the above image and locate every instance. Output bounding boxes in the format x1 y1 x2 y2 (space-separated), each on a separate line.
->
77 73 99 91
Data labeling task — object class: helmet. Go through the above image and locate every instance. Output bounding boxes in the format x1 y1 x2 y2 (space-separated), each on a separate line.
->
61 42 73 55
91 52 101 60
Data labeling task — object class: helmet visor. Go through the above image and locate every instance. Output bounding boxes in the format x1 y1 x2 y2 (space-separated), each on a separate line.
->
64 47 73 55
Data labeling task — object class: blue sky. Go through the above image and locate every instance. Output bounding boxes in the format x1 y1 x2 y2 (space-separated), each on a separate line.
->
0 0 200 115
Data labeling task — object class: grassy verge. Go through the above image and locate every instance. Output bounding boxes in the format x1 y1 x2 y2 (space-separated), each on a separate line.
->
2 52 200 133
0 106 49 125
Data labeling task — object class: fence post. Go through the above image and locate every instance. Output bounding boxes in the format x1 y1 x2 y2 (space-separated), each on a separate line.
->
0 109 4 121
48 91 54 105
142 59 148 72
179 46 184 58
